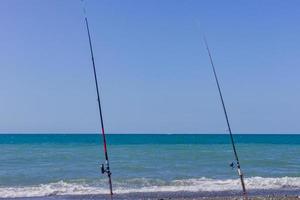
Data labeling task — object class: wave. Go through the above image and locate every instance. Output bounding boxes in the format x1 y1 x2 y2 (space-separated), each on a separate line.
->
1 177 300 198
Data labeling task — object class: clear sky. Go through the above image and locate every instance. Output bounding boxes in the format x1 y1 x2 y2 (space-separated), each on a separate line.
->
1 0 300 134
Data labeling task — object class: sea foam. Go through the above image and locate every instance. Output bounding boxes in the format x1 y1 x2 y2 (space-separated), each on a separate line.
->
1 177 300 198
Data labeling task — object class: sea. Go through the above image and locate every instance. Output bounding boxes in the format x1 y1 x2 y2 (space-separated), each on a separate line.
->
0 134 300 199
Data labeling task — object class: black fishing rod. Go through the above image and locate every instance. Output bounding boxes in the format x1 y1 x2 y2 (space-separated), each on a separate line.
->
203 37 247 198
81 1 113 198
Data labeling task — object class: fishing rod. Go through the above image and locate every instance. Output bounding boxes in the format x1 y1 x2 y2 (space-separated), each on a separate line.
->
81 1 113 198
203 37 247 198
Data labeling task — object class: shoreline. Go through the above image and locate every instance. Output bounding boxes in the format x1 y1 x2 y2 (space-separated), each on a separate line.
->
3 189 300 200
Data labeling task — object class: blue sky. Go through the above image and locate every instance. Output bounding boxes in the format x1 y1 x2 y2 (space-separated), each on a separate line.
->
1 0 300 133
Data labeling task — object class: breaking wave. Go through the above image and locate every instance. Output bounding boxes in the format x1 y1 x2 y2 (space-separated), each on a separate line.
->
1 177 300 198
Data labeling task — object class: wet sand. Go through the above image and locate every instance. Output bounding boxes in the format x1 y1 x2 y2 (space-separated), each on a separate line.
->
2 189 300 200
3 196 300 200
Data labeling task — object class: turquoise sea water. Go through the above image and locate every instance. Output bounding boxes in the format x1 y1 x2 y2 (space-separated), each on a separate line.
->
1 134 300 198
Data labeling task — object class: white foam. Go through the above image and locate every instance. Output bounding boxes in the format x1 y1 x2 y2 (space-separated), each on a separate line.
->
0 181 104 198
1 177 300 198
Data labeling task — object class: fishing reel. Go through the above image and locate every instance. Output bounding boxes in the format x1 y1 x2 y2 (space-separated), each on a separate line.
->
101 163 111 176
229 161 237 169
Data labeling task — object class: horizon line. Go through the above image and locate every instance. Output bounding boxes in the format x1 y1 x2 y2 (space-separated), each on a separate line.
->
0 132 300 135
